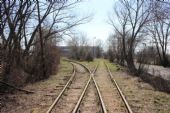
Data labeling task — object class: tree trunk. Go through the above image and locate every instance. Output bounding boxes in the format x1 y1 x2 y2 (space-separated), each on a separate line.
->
162 52 170 67
126 49 138 75
37 0 47 79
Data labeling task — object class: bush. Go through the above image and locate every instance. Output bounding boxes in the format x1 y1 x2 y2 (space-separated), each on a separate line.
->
25 45 60 83
2 40 60 87
136 46 161 65
140 72 170 93
2 67 29 87
85 52 94 62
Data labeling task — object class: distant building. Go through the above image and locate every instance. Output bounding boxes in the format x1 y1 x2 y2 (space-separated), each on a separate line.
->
58 46 98 58
58 46 72 57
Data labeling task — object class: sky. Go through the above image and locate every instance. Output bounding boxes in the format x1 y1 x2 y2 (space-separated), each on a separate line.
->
60 0 117 46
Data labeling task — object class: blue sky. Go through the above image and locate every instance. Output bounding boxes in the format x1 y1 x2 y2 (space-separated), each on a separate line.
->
60 0 117 46
74 0 116 43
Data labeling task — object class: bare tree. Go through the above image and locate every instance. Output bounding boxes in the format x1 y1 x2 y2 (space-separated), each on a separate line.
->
95 39 103 58
67 32 93 61
26 28 60 81
106 34 116 62
147 0 170 67
67 36 80 59
79 33 89 60
109 0 151 74
107 32 124 65
1 0 89 82
136 46 159 65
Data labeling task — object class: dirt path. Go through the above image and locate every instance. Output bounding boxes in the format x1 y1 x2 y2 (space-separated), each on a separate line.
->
95 61 127 113
78 80 101 113
52 63 89 113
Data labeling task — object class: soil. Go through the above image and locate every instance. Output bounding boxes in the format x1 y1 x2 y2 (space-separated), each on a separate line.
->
52 63 89 113
0 61 73 113
108 62 170 113
1 59 170 113
95 61 128 113
78 80 101 113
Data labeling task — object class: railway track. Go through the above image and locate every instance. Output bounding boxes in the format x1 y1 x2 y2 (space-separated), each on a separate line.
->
46 62 103 113
46 60 108 113
104 62 133 113
46 60 132 113
46 62 76 113
79 61 133 113
46 62 90 113
71 62 107 113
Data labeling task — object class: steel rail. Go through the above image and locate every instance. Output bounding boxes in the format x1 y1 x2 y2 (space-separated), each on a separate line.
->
46 63 76 113
71 62 108 113
91 74 108 113
72 75 92 113
104 62 133 113
63 59 91 73
46 59 108 113
71 62 94 113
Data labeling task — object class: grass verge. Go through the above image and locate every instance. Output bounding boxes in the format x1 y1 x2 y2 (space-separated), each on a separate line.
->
106 61 170 113
1 58 73 113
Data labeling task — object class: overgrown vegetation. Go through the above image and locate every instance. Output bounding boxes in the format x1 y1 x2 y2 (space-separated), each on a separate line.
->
67 33 103 62
136 46 160 65
107 61 170 112
0 0 88 88
106 0 170 92
0 59 73 113
107 0 170 73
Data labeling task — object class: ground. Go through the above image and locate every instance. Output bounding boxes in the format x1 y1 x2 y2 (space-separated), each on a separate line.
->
95 61 127 113
107 61 170 113
1 59 73 113
1 58 170 113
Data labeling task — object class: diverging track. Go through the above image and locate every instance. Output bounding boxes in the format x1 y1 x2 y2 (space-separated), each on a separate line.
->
46 63 76 113
46 61 103 113
72 61 107 113
46 60 133 113
46 62 90 113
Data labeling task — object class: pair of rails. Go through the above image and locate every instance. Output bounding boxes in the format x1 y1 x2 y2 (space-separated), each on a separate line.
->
46 60 133 113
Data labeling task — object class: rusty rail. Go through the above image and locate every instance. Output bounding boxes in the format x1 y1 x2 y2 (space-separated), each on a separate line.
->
46 60 108 113
72 62 107 113
104 62 133 113
46 63 76 113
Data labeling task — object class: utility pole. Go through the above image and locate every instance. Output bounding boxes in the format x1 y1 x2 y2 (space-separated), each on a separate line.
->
93 37 96 58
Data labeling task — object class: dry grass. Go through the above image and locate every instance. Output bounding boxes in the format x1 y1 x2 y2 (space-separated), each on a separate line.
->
79 59 101 71
1 58 73 113
95 61 128 112
107 61 170 113
26 58 73 89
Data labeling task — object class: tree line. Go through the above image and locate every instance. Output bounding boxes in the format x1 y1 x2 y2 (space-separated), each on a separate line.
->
67 33 103 61
107 0 170 75
0 0 88 86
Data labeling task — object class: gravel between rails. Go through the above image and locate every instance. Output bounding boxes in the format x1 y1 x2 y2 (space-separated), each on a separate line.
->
51 63 89 113
95 61 128 113
78 80 101 113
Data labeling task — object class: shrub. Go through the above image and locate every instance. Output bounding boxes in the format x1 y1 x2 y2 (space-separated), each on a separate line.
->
85 52 94 62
